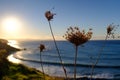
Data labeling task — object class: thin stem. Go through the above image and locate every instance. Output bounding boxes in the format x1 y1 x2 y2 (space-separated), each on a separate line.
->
40 51 45 80
90 34 108 79
48 21 68 79
74 46 78 80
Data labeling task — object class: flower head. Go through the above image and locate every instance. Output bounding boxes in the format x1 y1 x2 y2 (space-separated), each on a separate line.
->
107 23 119 38
107 24 115 35
45 11 56 21
63 27 93 46
39 44 45 52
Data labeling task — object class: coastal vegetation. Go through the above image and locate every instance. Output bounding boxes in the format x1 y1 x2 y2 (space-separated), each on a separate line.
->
45 11 68 79
91 23 119 79
44 10 119 80
39 44 46 80
63 27 92 79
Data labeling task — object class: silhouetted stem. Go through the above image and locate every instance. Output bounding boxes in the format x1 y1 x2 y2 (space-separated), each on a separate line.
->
48 21 68 79
90 34 108 80
40 51 45 80
74 45 78 80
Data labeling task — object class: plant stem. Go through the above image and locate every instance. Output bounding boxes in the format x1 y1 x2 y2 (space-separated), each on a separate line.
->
40 51 45 80
48 21 68 79
90 34 108 80
74 45 78 80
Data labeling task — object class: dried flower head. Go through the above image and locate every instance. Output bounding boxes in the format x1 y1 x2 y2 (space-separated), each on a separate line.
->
107 23 119 38
63 27 93 46
39 44 45 52
107 24 114 35
45 11 56 21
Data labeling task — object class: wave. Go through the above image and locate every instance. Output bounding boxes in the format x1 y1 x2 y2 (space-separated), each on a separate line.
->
14 55 120 69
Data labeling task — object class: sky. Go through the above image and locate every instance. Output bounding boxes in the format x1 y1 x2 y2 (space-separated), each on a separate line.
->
0 0 120 40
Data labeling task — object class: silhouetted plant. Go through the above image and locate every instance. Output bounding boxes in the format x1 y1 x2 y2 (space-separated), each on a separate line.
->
39 44 45 80
63 27 92 80
90 23 119 79
45 10 68 79
45 11 56 21
39 44 45 52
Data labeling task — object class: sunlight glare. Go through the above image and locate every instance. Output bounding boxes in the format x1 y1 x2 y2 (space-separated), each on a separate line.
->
7 54 21 64
7 40 20 48
1 17 22 34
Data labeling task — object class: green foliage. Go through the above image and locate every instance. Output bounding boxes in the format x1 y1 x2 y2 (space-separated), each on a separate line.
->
0 50 9 79
0 54 58 80
6 63 42 79
0 39 20 79
8 73 28 80
0 49 7 61
2 76 12 80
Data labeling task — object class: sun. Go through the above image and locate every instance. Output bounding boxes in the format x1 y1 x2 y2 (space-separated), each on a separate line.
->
1 17 22 34
1 17 22 38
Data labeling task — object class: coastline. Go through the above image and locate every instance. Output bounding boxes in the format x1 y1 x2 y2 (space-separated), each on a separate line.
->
0 39 64 80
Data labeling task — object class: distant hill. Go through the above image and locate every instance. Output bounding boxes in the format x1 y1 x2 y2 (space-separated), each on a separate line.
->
0 39 20 52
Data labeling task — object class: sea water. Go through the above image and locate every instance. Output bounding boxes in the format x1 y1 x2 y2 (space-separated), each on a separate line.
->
8 40 120 79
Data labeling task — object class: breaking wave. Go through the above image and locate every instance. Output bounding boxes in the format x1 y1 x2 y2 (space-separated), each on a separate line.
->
14 54 120 69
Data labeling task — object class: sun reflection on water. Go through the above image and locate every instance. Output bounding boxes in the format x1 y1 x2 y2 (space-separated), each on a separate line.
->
7 54 21 64
7 40 20 48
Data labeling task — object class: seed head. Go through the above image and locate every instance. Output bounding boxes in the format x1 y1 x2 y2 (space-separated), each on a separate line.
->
107 23 119 38
63 27 93 46
39 44 45 52
107 24 114 35
45 11 56 21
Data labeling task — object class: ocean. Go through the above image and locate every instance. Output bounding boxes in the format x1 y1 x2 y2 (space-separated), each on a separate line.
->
7 40 120 79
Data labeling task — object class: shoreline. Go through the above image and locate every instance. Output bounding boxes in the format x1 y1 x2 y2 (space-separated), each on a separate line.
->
0 39 64 80
12 53 113 80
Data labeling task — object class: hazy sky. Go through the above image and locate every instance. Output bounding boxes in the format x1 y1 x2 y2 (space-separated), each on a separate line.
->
0 0 120 40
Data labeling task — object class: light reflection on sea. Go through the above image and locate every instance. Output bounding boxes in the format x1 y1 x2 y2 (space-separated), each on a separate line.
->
7 40 20 48
7 54 21 64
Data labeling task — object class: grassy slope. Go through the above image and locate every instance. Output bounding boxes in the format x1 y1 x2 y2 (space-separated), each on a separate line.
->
2 60 56 80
